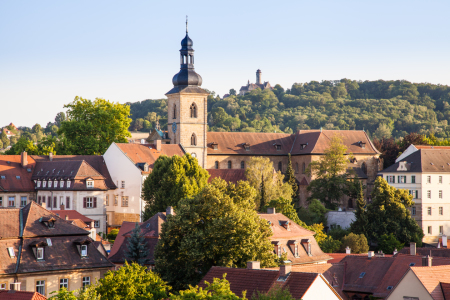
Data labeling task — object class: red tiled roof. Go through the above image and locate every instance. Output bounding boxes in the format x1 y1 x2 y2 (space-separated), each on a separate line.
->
114 143 185 174
51 210 94 224
207 169 246 184
0 155 35 192
416 145 450 149
109 221 135 257
398 247 450 257
440 282 450 300
0 290 47 300
0 208 21 238
411 265 450 300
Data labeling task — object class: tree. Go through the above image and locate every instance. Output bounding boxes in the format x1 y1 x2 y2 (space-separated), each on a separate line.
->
229 89 237 96
1 131 10 148
378 233 404 254
96 262 169 300
49 285 100 300
125 222 149 266
340 233 369 254
49 287 77 300
366 177 424 246
142 154 210 220
319 236 342 253
155 178 277 291
58 96 132 155
350 181 368 237
245 157 293 211
284 154 298 203
32 123 43 134
250 285 295 300
107 228 119 242
170 275 245 300
0 139 3 149
55 112 66 127
306 135 353 209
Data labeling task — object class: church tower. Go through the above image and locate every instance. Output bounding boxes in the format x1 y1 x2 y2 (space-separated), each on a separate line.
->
166 22 208 168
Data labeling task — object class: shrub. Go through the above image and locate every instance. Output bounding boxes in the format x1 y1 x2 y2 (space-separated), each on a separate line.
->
378 233 404 254
340 233 369 254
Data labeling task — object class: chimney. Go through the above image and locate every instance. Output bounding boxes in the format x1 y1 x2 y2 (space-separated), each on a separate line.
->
280 264 291 277
41 202 46 209
65 215 69 220
166 206 174 215
345 246 351 254
267 207 276 214
21 151 28 168
10 282 21 291
60 203 65 211
49 152 53 161
90 221 94 229
443 235 448 248
368 251 374 259
410 242 417 256
422 255 433 267
247 261 260 270
156 139 162 151
393 248 398 255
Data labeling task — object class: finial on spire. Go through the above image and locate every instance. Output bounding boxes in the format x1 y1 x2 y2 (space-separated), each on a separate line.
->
186 15 188 33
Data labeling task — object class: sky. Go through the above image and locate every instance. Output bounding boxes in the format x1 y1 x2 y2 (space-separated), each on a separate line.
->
1 0 450 127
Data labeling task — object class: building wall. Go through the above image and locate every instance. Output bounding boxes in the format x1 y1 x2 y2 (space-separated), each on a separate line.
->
103 143 143 226
0 192 35 209
386 270 433 300
302 276 341 300
326 211 355 230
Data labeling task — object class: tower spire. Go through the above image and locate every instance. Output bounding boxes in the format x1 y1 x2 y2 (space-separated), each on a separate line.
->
186 15 188 33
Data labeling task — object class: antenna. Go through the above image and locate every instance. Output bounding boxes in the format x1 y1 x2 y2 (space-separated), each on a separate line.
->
186 15 188 33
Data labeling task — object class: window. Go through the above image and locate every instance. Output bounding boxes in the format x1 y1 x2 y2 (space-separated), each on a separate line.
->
53 197 57 208
191 152 197 158
60 278 68 289
409 263 416 266
399 176 406 183
440 226 444 235
427 176 431 183
411 176 416 183
122 196 129 207
0 283 6 290
86 180 94 188
359 272 366 278
440 207 443 215
428 190 431 198
21 196 27 207
66 197 70 209
191 133 197 146
67 180 71 188
276 145 281 151
36 280 45 295
7 247 15 258
54 180 58 188
412 206 416 216
82 276 90 288
121 181 125 188
348 199 353 208
440 190 443 199
428 207 432 215
278 162 282 172
94 220 100 228
440 176 443 183
294 244 298 257
428 226 432 234
60 180 64 188
215 161 219 169
83 197 96 208
241 161 245 169
81 245 88 257
227 161 232 169
37 181 41 187
48 180 52 188
114 195 118 206
106 195 109 206
302 162 306 174
387 176 395 183
8 196 15 207
295 163 299 174
403 297 419 300
190 103 197 118
43 181 47 188
277 245 281 258
0 196 2 207
361 162 367 175
173 104 176 119
37 247 44 260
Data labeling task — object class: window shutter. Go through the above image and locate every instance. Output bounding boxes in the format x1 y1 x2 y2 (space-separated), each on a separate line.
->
38 196 41 204
397 176 400 183
93 197 97 208
83 197 87 208
393 176 395 183
66 197 70 209
415 190 418 199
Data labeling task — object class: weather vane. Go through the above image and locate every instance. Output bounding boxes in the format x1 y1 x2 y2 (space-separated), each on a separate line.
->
186 15 188 33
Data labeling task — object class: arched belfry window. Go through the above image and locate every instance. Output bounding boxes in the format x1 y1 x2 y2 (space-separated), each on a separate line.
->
173 104 177 119
191 133 197 146
190 103 197 118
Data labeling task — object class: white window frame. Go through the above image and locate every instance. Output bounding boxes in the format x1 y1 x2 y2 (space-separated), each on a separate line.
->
48 180 52 188
36 280 45 295
428 226 432 234
412 206 416 216
86 198 93 208
37 181 41 187
439 176 443 184
399 176 406 183
60 180 64 188
7 247 15 258
8 196 15 207
428 190 431 199
440 226 444 235
82 276 90 288
94 220 100 228
67 180 71 188
428 207 432 216
294 244 299 257
427 176 431 183
60 278 68 289
37 247 44 260
0 283 6 290
440 207 443 215
121 181 125 188
81 245 88 257
86 180 94 188
43 181 47 188
411 175 416 183
54 180 58 188
440 190 443 199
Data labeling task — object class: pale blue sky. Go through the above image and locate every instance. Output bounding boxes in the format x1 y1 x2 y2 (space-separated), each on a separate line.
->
1 0 450 127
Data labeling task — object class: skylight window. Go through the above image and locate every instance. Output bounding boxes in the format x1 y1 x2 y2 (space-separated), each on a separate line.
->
7 247 15 258
387 286 393 290
359 272 366 278
0 175 5 179
46 238 52 247
409 263 415 266
16 176 20 179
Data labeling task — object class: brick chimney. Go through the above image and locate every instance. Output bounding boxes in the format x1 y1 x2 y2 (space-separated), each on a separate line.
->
267 207 276 214
49 152 53 161
247 261 260 270
422 255 433 267
166 206 174 215
21 151 28 168
410 242 417 255
280 264 291 277
156 139 162 151
60 203 65 211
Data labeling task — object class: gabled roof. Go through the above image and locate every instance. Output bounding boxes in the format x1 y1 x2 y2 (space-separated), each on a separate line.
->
440 282 450 300
207 169 246 184
0 208 21 238
114 143 185 174
411 265 450 300
0 155 35 192
259 213 315 238
0 290 47 300
380 149 450 173
51 210 94 224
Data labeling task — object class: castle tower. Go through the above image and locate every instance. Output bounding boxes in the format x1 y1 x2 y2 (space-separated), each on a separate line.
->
256 69 262 85
166 22 209 168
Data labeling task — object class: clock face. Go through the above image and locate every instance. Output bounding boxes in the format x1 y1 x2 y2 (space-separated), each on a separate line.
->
172 122 177 133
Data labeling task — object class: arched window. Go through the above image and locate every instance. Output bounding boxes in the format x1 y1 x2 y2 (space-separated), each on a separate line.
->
173 104 177 119
241 161 245 169
228 161 232 169
190 103 197 118
361 162 367 175
215 161 219 169
302 162 306 174
295 163 299 174
278 162 282 172
191 153 197 158
191 133 197 146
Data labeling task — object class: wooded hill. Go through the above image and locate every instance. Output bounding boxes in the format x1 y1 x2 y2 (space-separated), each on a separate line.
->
127 79 450 140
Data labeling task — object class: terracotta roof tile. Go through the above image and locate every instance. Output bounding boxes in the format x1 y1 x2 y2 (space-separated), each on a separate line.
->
51 210 94 224
440 282 450 300
0 290 47 300
411 265 450 300
0 155 35 192
108 221 135 257
398 247 450 258
381 149 450 173
207 169 246 184
0 208 21 238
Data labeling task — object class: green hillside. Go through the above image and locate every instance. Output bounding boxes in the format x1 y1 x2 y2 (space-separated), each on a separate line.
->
127 79 450 140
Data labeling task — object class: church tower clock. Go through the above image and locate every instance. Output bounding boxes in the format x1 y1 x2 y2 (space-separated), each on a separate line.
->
166 21 208 168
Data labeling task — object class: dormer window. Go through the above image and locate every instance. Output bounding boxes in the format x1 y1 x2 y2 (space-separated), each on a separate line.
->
75 239 91 257
48 180 52 188
37 181 41 188
86 179 94 189
279 220 290 231
300 143 308 149
7 247 15 258
295 244 299 257
40 217 57 229
37 247 44 260
81 245 88 257
30 241 48 260
0 175 5 179
16 176 20 179
359 141 366 149
274 144 282 151
301 239 311 256
67 180 71 188
43 181 47 188
60 180 64 188
211 142 218 150
54 180 58 188
242 143 250 151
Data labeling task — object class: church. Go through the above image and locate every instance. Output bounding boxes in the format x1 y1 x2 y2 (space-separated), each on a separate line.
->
147 27 382 208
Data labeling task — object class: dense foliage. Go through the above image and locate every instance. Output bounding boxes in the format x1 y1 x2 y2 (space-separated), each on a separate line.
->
142 154 210 220
340 233 369 254
378 233 404 254
125 222 149 266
